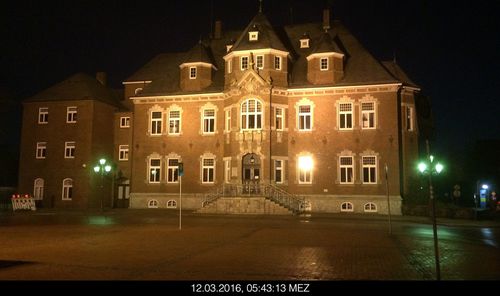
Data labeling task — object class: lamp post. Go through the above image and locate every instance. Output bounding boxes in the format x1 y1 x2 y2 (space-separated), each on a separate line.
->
93 158 112 211
417 140 444 281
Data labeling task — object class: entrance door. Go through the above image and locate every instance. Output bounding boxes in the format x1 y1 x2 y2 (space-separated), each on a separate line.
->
242 153 260 194
115 179 130 208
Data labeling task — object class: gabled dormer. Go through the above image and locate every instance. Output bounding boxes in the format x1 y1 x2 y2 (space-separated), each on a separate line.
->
179 41 217 92
299 33 311 49
306 32 344 85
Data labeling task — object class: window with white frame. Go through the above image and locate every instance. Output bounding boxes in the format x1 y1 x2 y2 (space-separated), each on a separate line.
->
364 202 377 212
202 158 215 183
36 142 46 159
120 117 130 128
227 59 232 73
148 199 159 208
298 105 312 131
203 109 216 134
151 111 162 135
274 56 282 70
149 158 161 183
341 202 353 212
339 156 354 184
119 145 129 161
361 102 376 129
298 155 313 184
62 178 73 200
167 158 179 183
256 55 264 69
67 106 77 123
225 109 231 132
320 57 328 71
300 39 309 48
275 160 283 184
169 110 181 135
135 88 143 95
406 106 414 131
339 102 353 130
38 107 48 124
362 156 377 184
224 159 231 183
241 99 262 130
275 107 284 131
167 200 177 208
189 67 197 79
33 178 44 200
241 56 249 70
64 141 75 159
249 31 259 41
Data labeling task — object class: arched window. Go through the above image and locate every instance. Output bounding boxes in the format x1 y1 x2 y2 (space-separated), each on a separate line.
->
341 202 353 212
167 200 177 209
148 199 159 208
33 178 44 200
62 178 73 200
364 202 377 213
241 99 262 130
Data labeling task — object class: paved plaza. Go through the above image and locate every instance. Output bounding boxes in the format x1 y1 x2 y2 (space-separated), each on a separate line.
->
0 209 499 281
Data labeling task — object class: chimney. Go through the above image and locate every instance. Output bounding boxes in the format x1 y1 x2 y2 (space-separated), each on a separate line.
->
323 9 331 31
96 72 107 86
214 20 222 39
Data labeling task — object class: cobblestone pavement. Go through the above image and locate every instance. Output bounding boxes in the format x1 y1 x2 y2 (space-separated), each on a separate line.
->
0 209 499 281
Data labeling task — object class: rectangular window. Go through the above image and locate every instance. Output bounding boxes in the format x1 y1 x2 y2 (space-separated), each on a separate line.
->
227 59 232 73
190 67 197 79
225 109 231 132
64 141 75 159
275 160 283 184
167 158 179 183
298 105 312 131
340 156 354 184
149 158 161 183
38 107 48 124
67 106 77 123
274 56 282 70
256 55 264 69
169 110 180 135
202 158 215 183
151 111 162 135
120 117 130 128
119 145 129 161
362 156 377 184
406 106 414 131
36 142 46 159
298 156 312 184
203 109 215 134
241 56 249 70
224 159 231 183
320 57 328 71
339 103 353 130
275 107 284 131
361 102 376 129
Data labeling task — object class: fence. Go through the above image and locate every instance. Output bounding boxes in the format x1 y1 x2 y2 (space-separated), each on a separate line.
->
11 194 37 211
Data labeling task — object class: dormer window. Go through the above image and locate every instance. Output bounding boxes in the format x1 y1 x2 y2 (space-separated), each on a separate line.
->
320 57 329 71
300 39 310 48
249 31 259 41
190 67 197 79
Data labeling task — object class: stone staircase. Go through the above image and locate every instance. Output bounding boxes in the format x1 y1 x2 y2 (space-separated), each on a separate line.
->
196 196 293 215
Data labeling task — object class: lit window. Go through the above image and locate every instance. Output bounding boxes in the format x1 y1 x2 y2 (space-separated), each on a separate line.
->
320 58 328 71
120 117 130 128
225 109 231 132
148 199 159 208
361 102 376 129
202 158 215 184
64 141 75 159
298 156 313 184
274 56 282 70
300 39 309 48
38 107 48 124
151 111 162 135
339 156 354 184
119 145 129 161
190 67 197 79
36 142 46 159
341 202 353 212
241 56 249 70
203 109 215 134
149 158 161 183
167 200 177 208
167 158 179 183
224 159 231 183
169 110 181 135
256 55 264 69
62 178 73 200
339 103 353 130
275 107 284 131
241 99 262 130
362 156 377 184
298 105 312 131
249 31 259 41
33 178 44 200
364 203 377 212
406 106 414 131
67 106 77 123
275 160 284 184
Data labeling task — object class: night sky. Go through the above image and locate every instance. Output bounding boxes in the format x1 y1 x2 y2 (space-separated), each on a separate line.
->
1 0 499 183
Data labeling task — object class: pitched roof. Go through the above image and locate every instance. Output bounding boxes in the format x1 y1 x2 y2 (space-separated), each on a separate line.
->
26 73 122 107
309 31 343 55
182 41 216 66
381 61 419 88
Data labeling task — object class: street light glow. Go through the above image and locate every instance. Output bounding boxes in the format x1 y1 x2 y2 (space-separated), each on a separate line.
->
298 156 313 171
99 158 106 165
93 166 100 173
418 162 427 173
435 163 444 174
482 184 489 190
105 165 112 172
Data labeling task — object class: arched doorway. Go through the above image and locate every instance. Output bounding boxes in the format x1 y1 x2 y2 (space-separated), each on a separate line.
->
242 153 261 187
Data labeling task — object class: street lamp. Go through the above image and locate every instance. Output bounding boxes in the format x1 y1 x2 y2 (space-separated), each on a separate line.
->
417 140 444 281
94 158 112 211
